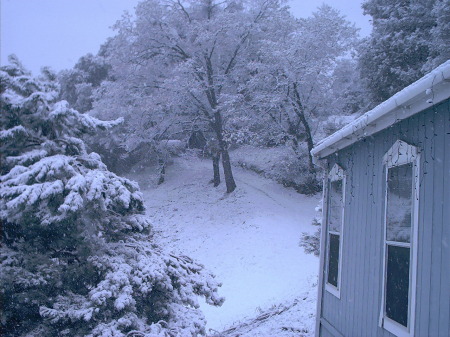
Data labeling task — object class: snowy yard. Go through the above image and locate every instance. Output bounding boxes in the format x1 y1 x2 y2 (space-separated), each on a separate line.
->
3 0 448 335
130 154 320 336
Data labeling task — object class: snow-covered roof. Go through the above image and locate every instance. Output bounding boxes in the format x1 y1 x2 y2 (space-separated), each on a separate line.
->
311 60 450 160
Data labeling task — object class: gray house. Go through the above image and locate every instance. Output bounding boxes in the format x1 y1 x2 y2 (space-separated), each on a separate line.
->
311 60 450 337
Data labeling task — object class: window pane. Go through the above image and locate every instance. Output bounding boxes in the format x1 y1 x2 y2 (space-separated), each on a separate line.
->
329 180 343 233
386 245 410 327
386 164 413 243
327 233 340 287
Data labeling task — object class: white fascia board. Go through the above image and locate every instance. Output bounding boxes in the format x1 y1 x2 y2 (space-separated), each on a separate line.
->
311 60 450 160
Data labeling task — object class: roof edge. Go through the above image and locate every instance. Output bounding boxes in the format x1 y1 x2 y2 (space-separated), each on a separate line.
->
311 60 450 160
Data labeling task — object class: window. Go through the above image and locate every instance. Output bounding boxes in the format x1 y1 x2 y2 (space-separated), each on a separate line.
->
325 164 345 298
380 140 420 337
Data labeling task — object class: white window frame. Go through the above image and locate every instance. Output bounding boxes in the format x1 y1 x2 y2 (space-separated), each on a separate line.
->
379 140 420 337
325 163 346 298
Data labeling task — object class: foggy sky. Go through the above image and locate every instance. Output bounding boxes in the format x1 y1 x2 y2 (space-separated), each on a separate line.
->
1 0 371 74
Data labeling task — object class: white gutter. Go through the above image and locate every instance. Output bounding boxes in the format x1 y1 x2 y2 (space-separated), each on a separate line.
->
311 60 450 160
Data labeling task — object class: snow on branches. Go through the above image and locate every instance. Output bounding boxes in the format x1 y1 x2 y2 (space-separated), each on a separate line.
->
0 57 223 337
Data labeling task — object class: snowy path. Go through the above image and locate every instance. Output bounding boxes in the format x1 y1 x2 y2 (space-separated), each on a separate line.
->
133 155 320 333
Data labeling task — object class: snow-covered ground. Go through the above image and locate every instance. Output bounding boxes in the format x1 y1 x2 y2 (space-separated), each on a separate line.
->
131 154 320 336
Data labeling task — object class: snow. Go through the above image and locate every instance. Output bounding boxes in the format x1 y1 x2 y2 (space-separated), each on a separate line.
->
216 285 318 337
230 145 316 192
132 154 320 335
0 125 28 141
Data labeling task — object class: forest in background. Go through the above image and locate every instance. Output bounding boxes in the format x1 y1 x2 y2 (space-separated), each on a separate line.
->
1 0 449 336
54 0 449 194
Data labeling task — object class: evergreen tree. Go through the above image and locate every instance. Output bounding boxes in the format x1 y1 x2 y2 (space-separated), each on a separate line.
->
0 56 223 337
358 0 447 104
331 59 370 116
425 0 450 71
58 53 111 113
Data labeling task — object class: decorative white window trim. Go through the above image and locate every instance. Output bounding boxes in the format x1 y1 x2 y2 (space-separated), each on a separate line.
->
379 140 420 337
382 139 419 167
325 280 341 299
325 164 346 299
329 163 345 181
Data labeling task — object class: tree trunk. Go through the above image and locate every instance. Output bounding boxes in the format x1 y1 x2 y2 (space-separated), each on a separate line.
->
305 137 315 174
220 147 236 193
204 54 236 192
157 158 166 185
213 110 236 193
292 82 316 174
212 152 221 187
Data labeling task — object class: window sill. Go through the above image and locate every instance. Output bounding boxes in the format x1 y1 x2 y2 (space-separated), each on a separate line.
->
325 283 340 299
383 316 413 337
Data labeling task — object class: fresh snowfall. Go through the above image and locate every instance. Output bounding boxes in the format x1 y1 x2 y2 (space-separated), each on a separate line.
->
130 153 321 336
2 0 448 336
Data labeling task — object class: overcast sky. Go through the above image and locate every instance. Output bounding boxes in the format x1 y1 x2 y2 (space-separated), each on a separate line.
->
1 0 371 74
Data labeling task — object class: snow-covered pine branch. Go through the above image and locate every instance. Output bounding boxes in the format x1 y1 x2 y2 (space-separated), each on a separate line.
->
1 56 223 337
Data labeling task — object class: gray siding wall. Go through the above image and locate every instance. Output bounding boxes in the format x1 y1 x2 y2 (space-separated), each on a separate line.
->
319 98 450 337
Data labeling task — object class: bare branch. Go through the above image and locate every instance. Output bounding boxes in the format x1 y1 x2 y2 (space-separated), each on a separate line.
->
176 0 191 23
189 92 212 120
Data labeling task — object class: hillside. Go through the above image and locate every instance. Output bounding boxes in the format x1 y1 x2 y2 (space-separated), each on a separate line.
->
130 154 320 336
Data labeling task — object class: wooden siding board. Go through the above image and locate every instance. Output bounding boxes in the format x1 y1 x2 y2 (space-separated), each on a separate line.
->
352 145 359 336
358 142 367 336
373 134 385 337
341 152 350 336
319 324 334 337
340 153 348 335
320 318 343 337
366 136 378 337
444 101 450 337
325 276 340 323
350 144 359 337
357 140 369 336
326 293 337 329
343 149 353 337
431 103 443 336
360 141 368 336
364 142 371 336
444 101 449 337
351 146 359 336
343 148 352 336
363 138 374 337
373 134 383 337
360 139 371 336
427 106 443 335
437 101 450 337
351 144 362 337
413 108 430 337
